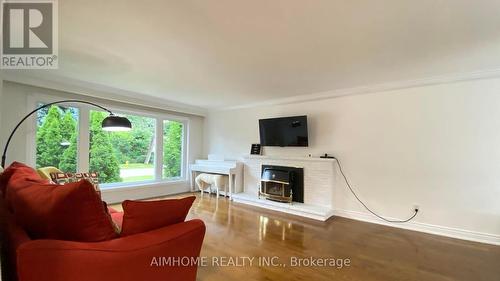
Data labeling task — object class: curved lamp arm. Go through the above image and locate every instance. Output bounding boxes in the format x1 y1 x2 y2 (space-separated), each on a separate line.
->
1 100 122 168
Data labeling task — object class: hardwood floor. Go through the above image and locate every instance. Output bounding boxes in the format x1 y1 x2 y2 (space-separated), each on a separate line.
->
113 193 500 281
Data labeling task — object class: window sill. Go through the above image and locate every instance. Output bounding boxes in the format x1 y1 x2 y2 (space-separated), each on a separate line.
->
100 179 188 192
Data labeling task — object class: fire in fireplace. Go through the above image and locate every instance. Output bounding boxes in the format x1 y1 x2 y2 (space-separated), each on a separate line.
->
259 165 304 203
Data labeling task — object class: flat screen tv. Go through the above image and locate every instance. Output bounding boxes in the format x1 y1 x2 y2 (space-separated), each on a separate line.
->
259 115 308 147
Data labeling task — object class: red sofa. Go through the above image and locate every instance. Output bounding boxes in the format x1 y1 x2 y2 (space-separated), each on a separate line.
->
0 163 206 281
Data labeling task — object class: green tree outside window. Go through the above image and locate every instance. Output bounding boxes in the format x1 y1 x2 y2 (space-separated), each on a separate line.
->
36 106 183 184
36 106 64 168
89 111 121 183
163 121 183 178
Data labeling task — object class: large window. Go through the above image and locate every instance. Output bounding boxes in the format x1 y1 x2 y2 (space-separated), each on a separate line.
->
163 120 184 180
89 110 156 184
34 101 186 187
36 105 79 172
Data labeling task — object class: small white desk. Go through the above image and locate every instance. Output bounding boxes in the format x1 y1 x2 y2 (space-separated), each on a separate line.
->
189 160 243 199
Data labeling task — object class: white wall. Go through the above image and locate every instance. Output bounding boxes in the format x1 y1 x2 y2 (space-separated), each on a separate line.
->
205 77 500 242
0 81 205 202
0 81 29 165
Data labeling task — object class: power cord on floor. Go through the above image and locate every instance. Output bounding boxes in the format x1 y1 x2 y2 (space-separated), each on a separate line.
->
333 157 419 223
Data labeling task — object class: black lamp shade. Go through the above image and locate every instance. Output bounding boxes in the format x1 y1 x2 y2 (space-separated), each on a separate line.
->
102 115 132 131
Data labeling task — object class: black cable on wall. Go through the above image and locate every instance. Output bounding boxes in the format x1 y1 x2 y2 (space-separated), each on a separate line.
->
334 157 419 223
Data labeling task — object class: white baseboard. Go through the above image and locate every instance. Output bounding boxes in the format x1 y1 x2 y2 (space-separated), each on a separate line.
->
333 209 500 246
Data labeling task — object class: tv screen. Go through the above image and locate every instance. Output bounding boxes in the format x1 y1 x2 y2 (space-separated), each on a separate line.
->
259 115 308 147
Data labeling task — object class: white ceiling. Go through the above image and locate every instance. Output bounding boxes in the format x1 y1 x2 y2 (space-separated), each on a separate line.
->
5 0 500 109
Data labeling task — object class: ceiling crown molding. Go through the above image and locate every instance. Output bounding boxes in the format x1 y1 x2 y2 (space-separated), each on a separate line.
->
216 68 500 111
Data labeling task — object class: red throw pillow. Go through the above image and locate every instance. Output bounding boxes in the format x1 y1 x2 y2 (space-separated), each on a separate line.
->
9 179 118 242
121 196 196 236
3 163 48 210
0 162 42 197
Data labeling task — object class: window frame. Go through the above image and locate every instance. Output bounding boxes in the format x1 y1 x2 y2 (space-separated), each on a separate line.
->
27 93 189 190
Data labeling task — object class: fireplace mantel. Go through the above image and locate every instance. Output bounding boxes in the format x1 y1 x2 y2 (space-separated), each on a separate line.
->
232 155 336 221
244 154 336 163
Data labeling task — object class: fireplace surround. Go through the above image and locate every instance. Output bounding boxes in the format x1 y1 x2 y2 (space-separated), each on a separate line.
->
234 155 335 221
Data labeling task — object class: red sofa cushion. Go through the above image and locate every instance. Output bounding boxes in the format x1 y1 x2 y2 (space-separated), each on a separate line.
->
3 163 48 211
0 162 24 193
9 173 118 242
121 196 196 236
0 162 44 197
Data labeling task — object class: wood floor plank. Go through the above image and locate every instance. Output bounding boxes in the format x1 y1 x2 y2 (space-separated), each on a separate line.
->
112 193 500 281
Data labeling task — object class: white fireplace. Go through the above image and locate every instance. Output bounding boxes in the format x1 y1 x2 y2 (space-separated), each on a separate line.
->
231 155 336 221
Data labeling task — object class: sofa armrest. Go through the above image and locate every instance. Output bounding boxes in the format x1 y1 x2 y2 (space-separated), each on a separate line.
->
17 219 206 281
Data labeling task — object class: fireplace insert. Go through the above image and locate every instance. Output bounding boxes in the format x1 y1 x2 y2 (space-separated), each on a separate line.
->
259 165 304 203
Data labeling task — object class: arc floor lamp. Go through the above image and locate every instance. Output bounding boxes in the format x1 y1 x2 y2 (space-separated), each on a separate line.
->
1 99 132 168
